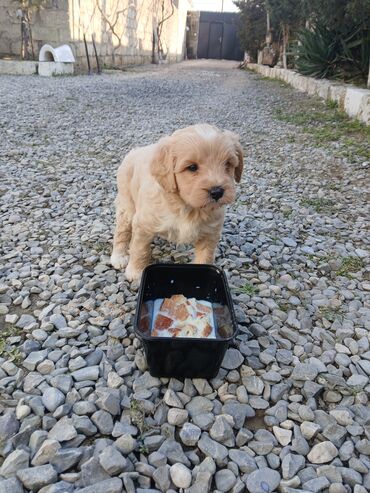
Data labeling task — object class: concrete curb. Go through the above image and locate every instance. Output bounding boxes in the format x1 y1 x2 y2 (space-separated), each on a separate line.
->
0 60 38 75
38 61 74 76
247 63 370 125
0 59 74 77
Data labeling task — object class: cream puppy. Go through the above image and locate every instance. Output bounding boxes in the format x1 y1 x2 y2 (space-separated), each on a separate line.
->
110 124 243 281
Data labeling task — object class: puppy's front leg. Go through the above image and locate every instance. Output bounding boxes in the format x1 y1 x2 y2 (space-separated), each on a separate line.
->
125 225 153 281
111 197 132 270
194 234 220 264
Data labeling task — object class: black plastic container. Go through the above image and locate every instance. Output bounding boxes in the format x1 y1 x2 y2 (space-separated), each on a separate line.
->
134 263 238 379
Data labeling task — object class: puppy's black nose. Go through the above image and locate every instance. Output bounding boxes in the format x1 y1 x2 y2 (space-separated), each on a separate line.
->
209 186 224 201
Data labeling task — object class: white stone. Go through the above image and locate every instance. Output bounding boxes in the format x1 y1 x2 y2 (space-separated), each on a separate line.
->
167 408 189 426
170 463 192 489
16 404 31 420
42 387 65 412
344 87 369 123
307 441 338 464
329 410 354 426
5 313 18 324
31 439 61 466
301 421 321 440
273 426 292 446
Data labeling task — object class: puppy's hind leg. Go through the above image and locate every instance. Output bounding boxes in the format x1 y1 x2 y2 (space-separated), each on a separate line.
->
111 196 133 270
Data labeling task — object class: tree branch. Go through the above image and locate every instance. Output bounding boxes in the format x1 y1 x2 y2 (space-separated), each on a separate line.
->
95 0 129 51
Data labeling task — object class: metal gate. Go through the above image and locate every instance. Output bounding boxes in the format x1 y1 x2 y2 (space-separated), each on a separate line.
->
196 11 243 61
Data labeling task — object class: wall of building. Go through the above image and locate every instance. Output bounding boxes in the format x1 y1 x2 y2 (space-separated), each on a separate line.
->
0 0 189 70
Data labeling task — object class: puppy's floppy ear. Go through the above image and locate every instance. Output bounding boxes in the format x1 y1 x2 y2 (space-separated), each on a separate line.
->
224 130 244 183
234 140 244 183
151 136 177 193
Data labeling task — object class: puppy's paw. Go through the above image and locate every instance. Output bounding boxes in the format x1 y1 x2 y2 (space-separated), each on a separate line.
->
110 252 129 270
125 263 143 282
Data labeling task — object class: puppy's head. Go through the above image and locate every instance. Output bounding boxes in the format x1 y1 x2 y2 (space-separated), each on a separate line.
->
151 124 243 209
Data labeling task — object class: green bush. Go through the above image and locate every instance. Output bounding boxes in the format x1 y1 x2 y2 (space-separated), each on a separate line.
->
295 25 341 78
235 0 370 84
295 23 370 83
235 0 267 61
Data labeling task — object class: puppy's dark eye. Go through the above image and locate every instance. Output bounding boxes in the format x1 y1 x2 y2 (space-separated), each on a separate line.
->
187 164 198 172
225 161 232 171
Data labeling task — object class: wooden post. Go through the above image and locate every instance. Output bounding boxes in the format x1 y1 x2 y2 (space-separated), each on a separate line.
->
83 34 91 75
266 10 272 47
282 24 288 69
92 34 101 74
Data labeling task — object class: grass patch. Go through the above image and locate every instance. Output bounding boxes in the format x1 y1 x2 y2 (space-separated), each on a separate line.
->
326 182 341 191
319 307 343 323
130 398 151 455
236 283 256 296
281 206 293 218
130 399 148 435
305 254 365 278
336 256 365 277
306 254 336 269
305 253 331 262
238 200 250 206
301 197 335 213
340 137 370 161
326 100 338 110
0 325 24 365
274 105 370 162
6 347 23 365
84 241 110 255
277 302 292 313
259 76 290 87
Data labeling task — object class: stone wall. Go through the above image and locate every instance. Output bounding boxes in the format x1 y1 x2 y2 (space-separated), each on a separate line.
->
0 0 189 70
247 63 370 126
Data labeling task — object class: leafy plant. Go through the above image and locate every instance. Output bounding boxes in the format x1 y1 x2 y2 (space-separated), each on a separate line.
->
294 21 370 84
327 100 338 109
295 24 340 78
130 399 148 435
235 0 267 61
301 197 335 213
336 256 364 277
337 27 370 83
236 283 256 295
266 0 306 67
236 0 370 83
0 325 24 365
319 307 343 323
302 0 370 34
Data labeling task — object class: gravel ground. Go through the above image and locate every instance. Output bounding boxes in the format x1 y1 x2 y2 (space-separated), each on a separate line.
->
0 60 369 493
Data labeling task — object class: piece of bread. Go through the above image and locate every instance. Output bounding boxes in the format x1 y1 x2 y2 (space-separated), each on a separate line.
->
152 294 215 338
